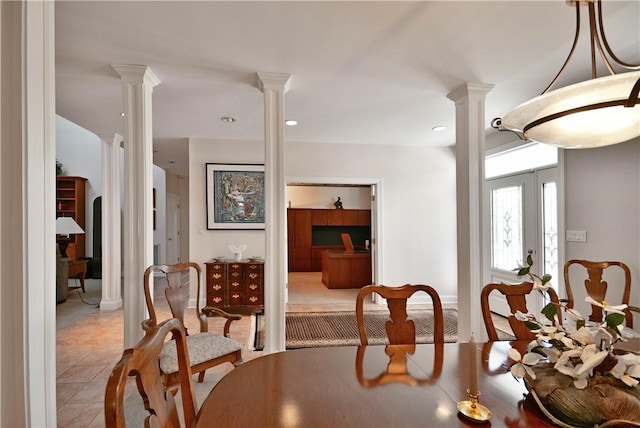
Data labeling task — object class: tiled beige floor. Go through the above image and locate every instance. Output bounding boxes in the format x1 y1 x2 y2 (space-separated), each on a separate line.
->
55 272 360 427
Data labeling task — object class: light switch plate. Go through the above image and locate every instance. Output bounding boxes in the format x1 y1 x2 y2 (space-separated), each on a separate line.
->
566 230 587 242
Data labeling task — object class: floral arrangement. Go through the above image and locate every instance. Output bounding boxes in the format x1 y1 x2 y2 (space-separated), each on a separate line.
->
507 255 640 389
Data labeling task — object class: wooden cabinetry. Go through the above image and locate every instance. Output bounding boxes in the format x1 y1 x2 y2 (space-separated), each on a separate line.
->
205 260 264 312
56 176 87 258
309 209 370 226
288 208 371 272
287 209 312 271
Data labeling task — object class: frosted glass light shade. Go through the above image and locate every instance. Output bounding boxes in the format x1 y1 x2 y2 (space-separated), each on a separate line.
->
56 216 85 236
502 71 640 149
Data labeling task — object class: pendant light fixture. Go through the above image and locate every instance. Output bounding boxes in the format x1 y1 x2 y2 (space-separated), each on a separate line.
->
498 0 640 149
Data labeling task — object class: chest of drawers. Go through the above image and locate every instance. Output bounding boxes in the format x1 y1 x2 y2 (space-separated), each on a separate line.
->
205 259 264 312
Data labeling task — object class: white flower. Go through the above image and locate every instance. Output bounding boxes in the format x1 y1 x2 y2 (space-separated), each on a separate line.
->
570 326 597 346
593 327 616 348
514 310 542 331
514 310 533 322
508 348 543 380
542 346 562 363
555 349 589 389
532 275 551 291
585 296 627 316
576 344 609 377
610 353 640 387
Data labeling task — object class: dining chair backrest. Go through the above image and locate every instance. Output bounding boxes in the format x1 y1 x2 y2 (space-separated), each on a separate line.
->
104 318 197 428
143 262 204 333
355 284 445 345
563 259 638 328
480 281 561 342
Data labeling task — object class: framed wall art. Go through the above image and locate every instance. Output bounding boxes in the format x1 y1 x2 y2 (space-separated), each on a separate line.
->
206 163 265 229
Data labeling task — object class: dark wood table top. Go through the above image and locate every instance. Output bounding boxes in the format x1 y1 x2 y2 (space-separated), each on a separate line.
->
195 340 555 427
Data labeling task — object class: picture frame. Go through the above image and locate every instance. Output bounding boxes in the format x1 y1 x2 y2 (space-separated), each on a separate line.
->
206 163 265 230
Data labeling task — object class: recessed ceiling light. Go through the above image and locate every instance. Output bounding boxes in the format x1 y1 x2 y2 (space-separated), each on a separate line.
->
284 120 298 126
120 112 125 117
432 126 446 132
221 116 236 123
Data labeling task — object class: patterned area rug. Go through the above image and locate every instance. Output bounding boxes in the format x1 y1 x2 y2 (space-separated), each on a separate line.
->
253 309 459 350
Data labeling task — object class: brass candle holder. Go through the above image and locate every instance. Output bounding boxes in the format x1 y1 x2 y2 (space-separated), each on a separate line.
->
457 391 491 423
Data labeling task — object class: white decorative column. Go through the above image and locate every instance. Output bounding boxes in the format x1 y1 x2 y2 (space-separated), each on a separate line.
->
0 1 57 425
111 64 160 348
447 83 494 343
257 72 291 354
98 133 123 310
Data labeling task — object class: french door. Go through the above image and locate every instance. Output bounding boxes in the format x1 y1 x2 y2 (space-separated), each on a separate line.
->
484 167 558 317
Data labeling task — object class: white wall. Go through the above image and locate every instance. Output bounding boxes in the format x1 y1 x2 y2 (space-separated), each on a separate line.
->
563 137 640 316
189 139 267 263
287 185 370 209
57 115 170 264
188 138 458 304
287 142 458 300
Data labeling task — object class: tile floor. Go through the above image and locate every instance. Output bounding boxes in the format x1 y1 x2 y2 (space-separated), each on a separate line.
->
55 272 364 427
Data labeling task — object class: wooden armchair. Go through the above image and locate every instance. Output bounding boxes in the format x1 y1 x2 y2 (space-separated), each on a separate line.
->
104 318 198 428
355 284 445 345
564 259 640 328
143 262 243 392
481 281 561 342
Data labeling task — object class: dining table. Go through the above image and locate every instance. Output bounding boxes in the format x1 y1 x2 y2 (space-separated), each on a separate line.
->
195 340 557 427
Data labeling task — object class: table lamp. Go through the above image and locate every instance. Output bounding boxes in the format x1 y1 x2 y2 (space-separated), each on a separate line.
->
56 217 84 258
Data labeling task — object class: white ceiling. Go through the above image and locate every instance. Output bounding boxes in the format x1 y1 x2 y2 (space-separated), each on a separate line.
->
55 1 640 177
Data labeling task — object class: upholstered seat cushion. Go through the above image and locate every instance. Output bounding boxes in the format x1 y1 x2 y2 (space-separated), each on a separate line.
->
159 332 242 375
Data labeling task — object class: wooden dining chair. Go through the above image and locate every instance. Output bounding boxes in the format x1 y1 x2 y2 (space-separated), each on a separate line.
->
104 317 198 428
355 284 445 345
564 259 640 328
143 262 243 392
480 281 561 342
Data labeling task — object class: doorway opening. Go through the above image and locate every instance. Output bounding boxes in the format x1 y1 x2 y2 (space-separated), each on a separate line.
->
285 179 381 313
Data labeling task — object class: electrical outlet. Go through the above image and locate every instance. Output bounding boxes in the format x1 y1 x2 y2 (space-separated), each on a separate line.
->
566 230 587 242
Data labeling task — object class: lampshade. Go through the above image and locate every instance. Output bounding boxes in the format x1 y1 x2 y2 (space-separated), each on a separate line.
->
499 0 640 149
502 72 640 149
56 217 85 236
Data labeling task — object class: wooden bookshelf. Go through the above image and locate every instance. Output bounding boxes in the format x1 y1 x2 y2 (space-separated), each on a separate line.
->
56 176 87 258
